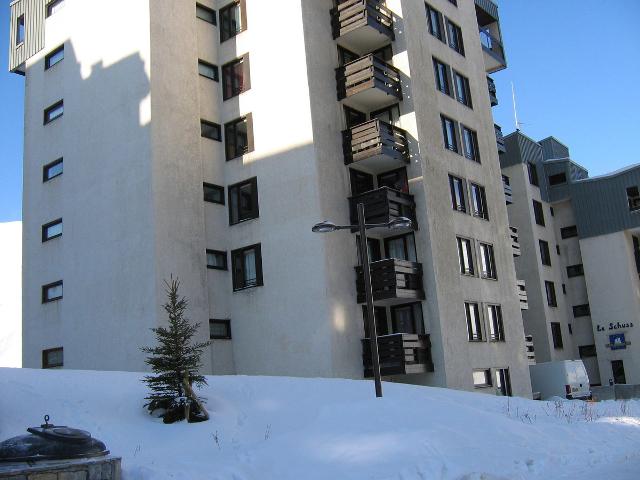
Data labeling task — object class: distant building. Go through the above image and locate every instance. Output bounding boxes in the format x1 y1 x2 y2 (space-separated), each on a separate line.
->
501 131 640 386
10 0 534 396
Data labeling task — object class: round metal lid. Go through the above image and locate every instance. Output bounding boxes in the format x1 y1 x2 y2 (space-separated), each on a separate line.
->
27 427 92 444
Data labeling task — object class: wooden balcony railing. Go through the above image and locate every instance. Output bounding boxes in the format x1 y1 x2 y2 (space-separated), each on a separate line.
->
517 280 529 310
336 54 402 105
362 333 433 377
487 76 498 106
495 124 506 153
342 119 409 169
502 175 513 205
510 226 521 257
349 187 416 228
355 258 424 304
331 0 394 44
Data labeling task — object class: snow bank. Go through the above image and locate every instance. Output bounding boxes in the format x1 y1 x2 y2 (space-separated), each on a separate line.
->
1 368 639 479
0 221 21 368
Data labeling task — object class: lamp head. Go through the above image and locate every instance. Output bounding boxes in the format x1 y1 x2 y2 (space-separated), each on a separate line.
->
388 217 412 230
312 221 338 233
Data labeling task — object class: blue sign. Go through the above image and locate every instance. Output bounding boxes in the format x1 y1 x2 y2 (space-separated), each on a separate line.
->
610 333 627 350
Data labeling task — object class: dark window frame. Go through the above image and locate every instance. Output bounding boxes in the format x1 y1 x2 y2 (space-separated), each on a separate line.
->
539 239 552 266
198 59 219 81
383 232 417 262
566 264 584 278
196 3 217 25
42 347 63 369
545 281 558 307
228 177 259 225
548 172 567 186
206 249 228 270
201 119 222 141
433 58 451 96
453 70 472 108
45 44 64 70
457 236 475 276
446 18 465 56
561 225 578 239
461 125 480 162
627 186 640 212
219 0 246 42
43 158 63 182
470 182 489 220
465 301 484 342
224 114 253 161
441 115 459 153
46 0 65 17
495 368 512 396
579 344 597 358
532 200 545 226
479 242 497 280
426 3 445 42
16 14 25 45
449 174 466 213
42 280 63 303
204 182 225 204
528 162 539 187
487 304 505 342
42 218 63 242
222 55 250 100
572 304 591 318
551 322 563 349
231 243 263 291
44 100 64 125
390 302 425 334
209 319 231 340
473 368 492 388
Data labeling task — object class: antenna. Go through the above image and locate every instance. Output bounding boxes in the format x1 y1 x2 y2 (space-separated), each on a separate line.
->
511 82 521 131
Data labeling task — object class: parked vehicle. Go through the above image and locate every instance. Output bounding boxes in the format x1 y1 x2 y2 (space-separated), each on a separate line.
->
529 360 591 400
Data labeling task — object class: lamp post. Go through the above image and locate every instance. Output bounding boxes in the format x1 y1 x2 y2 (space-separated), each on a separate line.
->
312 204 412 398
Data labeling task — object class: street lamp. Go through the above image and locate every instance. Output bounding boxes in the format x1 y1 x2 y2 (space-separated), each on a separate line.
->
312 203 412 398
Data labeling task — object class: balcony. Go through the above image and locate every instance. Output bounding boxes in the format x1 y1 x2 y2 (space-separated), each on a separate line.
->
487 76 498 106
356 259 425 305
480 28 507 73
517 280 528 310
342 119 409 172
349 187 416 233
502 175 513 205
494 124 506 154
525 335 536 365
362 333 434 377
331 0 394 54
336 54 402 111
510 226 521 257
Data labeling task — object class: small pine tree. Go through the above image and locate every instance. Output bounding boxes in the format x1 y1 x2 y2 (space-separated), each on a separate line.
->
141 277 211 423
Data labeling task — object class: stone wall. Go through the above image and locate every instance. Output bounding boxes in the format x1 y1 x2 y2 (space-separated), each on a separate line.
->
0 457 121 480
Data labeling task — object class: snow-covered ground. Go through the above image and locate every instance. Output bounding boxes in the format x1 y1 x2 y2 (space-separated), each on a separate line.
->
0 221 21 368
1 368 639 480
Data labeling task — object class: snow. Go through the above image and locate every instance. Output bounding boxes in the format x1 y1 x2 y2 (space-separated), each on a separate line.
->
1 368 639 480
0 221 21 368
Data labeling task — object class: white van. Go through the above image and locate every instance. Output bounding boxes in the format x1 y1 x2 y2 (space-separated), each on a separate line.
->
529 360 591 400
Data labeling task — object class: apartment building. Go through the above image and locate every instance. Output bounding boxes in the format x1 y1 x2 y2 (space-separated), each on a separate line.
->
10 0 533 396
501 131 640 386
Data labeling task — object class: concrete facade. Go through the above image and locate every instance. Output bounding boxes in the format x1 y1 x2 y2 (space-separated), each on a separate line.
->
501 131 640 387
12 0 533 397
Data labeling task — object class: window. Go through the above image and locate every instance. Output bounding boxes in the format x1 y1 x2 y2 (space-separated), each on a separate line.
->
487 305 505 342
384 233 417 262
550 206 555 217
198 60 219 81
453 71 472 107
527 162 539 186
425 4 444 42
556 244 561 255
196 3 216 24
539 240 551 266
461 126 480 161
579 344 597 358
612 360 627 385
220 1 245 42
378 168 408 193
231 244 263 291
457 237 474 275
357 236 382 263
566 264 584 278
42 347 63 369
495 369 512 396
46 0 65 17
362 306 389 336
441 115 458 153
228 177 258 225
568 323 573 335
433 58 451 96
470 183 488 220
225 115 253 160
562 283 567 294
43 158 63 182
545 281 557 307
573 304 591 318
532 200 545 226
222 56 249 100
551 322 563 349
16 15 25 45
204 183 224 204
446 19 464 55
42 280 63 303
473 369 492 388
479 243 496 279
44 100 64 124
209 319 231 339
449 175 466 212
448 0 457 5
45 45 64 70
627 186 640 212
561 225 578 239
350 169 373 195
206 249 227 270
548 173 567 186
42 218 62 242
391 303 425 334
465 302 483 341
201 120 222 141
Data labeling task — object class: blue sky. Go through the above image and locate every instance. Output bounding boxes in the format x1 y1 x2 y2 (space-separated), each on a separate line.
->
0 1 639 222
